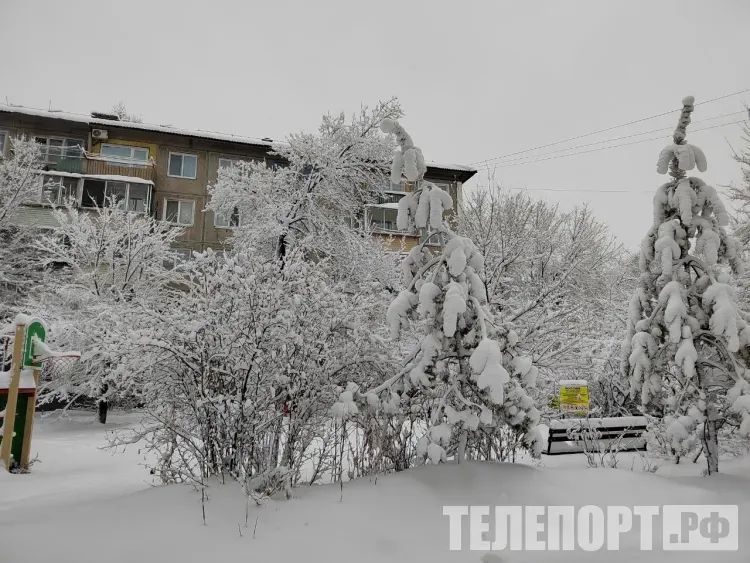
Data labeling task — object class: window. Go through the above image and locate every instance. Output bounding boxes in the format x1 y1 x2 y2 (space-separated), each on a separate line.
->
41 175 78 205
163 199 195 226
128 184 150 213
218 158 237 170
106 181 129 209
163 249 193 270
368 205 398 232
214 206 240 228
35 137 84 164
82 180 106 208
0 131 7 157
80 180 151 212
168 152 197 179
101 144 149 165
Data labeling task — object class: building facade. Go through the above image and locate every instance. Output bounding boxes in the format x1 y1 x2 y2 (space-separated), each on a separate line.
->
0 104 476 256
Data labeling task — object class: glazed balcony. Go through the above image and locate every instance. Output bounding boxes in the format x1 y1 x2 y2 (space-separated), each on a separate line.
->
42 150 155 183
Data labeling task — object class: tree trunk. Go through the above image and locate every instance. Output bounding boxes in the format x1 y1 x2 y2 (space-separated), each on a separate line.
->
457 429 468 464
97 381 109 424
97 399 108 424
281 420 296 470
269 417 282 470
275 233 287 267
702 404 720 475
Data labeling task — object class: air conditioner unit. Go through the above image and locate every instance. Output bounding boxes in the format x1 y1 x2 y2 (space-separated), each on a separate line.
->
91 129 108 140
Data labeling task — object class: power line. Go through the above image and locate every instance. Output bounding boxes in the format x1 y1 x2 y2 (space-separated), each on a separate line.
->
470 88 750 166
509 187 652 194
488 119 746 169
484 110 747 166
473 184 653 194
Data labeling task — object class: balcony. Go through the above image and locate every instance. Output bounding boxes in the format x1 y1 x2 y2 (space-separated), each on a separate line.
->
383 180 415 193
43 153 156 183
367 202 400 234
377 192 404 205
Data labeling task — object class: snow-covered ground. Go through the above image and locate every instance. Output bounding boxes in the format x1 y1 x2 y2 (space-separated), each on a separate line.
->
2 410 748 563
0 410 154 514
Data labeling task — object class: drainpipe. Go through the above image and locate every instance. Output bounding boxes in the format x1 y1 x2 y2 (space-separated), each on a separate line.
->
201 150 209 252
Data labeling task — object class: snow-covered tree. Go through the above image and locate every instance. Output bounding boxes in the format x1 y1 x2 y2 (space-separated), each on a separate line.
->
332 120 543 464
111 101 143 123
31 202 184 423
460 187 631 415
0 137 45 317
726 120 750 372
208 99 402 289
621 96 750 474
0 136 42 229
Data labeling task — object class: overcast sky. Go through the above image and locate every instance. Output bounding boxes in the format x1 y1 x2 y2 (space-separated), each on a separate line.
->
2 0 748 248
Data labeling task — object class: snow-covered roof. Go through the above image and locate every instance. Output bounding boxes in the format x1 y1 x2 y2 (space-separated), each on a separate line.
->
425 160 476 173
0 104 477 177
0 104 275 148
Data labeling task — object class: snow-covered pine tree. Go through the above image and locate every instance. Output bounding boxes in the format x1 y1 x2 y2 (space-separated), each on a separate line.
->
332 119 543 464
621 96 750 474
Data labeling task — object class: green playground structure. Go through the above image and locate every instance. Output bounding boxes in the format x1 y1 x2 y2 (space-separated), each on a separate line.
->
0 315 79 472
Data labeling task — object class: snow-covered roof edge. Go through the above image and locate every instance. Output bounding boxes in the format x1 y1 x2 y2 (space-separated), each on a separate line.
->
0 104 275 148
0 104 477 179
40 171 154 185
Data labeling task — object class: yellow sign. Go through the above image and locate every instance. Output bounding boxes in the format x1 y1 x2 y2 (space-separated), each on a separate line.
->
559 381 589 414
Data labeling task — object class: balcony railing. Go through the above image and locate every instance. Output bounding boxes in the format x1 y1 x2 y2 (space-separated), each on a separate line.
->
383 180 416 193
370 220 400 233
377 192 404 205
45 154 156 182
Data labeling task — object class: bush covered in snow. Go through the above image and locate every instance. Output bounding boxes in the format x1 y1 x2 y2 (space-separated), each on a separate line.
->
109 250 392 487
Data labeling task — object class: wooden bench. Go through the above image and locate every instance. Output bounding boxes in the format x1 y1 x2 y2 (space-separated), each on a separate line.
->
546 416 648 455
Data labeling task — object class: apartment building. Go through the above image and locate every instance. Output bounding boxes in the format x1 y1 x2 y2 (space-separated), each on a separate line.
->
0 104 476 256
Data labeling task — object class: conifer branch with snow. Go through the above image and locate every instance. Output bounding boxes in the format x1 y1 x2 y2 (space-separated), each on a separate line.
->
332 120 543 463
621 96 750 474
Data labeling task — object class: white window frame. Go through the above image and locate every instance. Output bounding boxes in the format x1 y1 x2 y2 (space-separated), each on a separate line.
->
218 157 237 170
79 180 151 212
100 143 149 165
0 131 7 158
219 157 259 171
105 181 151 213
40 174 80 206
162 198 195 226
213 206 241 228
366 203 401 233
167 152 198 179
35 136 85 162
164 248 193 270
